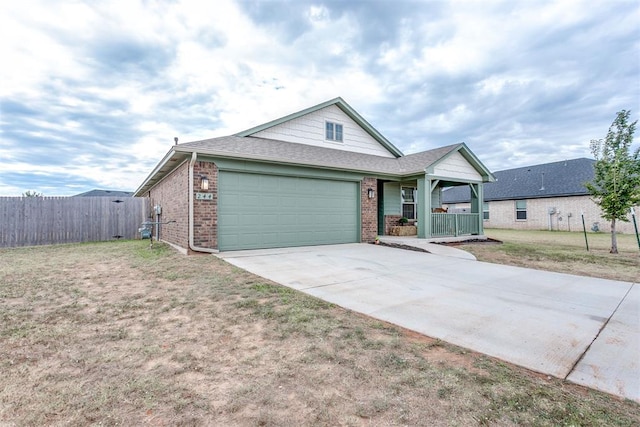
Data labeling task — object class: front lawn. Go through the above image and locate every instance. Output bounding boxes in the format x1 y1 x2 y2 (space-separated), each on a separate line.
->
1 240 638 425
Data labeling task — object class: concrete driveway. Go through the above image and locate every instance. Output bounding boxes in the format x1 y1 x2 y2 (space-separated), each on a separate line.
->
217 243 639 402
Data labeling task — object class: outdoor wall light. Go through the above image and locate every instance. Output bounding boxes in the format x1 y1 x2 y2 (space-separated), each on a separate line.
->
367 188 375 199
200 175 209 190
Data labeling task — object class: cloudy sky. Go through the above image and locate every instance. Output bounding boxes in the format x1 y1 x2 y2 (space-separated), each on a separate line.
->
1 0 638 196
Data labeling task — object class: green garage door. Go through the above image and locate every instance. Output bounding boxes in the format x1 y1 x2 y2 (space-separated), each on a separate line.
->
218 172 359 250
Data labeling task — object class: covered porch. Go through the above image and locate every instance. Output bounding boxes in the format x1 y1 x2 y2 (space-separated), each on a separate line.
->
379 179 485 239
376 143 495 241
419 179 485 238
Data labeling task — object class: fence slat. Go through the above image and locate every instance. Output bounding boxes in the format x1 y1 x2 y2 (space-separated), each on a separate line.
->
0 197 149 247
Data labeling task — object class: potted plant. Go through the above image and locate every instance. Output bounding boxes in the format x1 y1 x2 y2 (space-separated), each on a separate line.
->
399 217 409 226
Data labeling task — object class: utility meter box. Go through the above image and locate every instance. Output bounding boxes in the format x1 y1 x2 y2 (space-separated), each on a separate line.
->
139 221 153 239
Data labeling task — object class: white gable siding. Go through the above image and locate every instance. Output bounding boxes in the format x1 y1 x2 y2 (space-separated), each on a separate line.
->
250 105 396 158
433 152 482 181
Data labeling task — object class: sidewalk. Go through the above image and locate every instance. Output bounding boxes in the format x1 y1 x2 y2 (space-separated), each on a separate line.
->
378 236 478 260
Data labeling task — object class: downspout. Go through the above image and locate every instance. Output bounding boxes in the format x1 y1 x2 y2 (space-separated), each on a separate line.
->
189 152 217 254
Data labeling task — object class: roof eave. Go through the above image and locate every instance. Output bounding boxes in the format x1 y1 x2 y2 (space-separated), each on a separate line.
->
193 148 402 177
133 148 190 197
486 192 591 201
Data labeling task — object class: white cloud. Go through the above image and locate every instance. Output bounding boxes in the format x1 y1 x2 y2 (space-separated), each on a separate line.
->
307 5 331 27
0 0 638 195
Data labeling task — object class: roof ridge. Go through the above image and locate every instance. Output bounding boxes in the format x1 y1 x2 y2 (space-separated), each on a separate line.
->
494 157 595 173
442 156 595 203
401 142 462 158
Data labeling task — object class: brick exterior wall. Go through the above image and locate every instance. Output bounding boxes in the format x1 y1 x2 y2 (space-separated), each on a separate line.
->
149 167 380 251
361 177 378 242
448 196 639 234
148 160 218 253
148 161 190 250
192 161 218 250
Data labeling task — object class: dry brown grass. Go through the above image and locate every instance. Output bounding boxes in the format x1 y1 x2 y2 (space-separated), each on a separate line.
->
457 229 639 282
1 240 639 426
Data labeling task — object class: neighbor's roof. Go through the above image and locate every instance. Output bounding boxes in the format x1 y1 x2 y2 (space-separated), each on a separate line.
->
73 189 133 197
443 158 596 203
134 136 493 196
235 97 404 158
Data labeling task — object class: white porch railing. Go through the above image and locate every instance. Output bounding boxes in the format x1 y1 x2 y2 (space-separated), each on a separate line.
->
431 213 480 237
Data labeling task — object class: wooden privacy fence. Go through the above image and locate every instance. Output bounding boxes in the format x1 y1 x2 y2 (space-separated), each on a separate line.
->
0 197 149 247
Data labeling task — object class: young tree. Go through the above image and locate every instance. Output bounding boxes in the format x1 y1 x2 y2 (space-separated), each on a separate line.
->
585 110 640 253
22 190 43 197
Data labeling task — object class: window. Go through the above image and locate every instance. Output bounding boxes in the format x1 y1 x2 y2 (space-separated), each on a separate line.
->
483 202 490 220
402 187 416 220
516 200 527 220
325 122 343 142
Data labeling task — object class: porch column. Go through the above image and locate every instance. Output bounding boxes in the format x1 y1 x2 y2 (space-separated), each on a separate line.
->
470 183 484 235
477 183 484 235
417 176 432 238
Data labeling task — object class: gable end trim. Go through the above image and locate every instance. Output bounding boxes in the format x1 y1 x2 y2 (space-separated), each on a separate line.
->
235 97 404 158
425 143 496 182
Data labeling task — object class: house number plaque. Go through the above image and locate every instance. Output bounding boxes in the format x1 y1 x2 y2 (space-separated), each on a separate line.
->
196 192 213 200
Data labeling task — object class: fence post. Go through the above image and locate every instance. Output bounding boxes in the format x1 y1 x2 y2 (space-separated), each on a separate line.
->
631 207 640 251
581 211 589 252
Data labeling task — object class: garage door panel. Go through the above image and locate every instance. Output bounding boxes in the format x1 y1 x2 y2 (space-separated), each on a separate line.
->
238 233 260 247
261 214 280 226
218 172 359 250
262 197 280 208
219 214 239 226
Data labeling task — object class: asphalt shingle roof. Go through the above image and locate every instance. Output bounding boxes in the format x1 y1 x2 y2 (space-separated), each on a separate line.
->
73 189 133 197
135 133 495 197
442 158 595 203
177 135 462 176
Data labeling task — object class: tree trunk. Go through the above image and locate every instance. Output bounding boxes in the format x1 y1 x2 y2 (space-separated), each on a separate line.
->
610 218 618 254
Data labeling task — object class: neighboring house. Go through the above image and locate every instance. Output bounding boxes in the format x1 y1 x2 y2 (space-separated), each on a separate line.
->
74 189 134 197
442 158 639 234
134 97 495 253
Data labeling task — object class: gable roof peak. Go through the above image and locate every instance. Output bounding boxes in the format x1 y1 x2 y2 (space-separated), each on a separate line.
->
234 97 404 158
